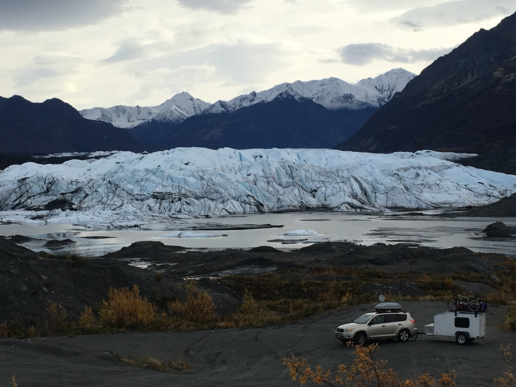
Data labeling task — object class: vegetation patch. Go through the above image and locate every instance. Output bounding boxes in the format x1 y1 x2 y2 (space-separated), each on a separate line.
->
285 342 456 386
109 352 191 372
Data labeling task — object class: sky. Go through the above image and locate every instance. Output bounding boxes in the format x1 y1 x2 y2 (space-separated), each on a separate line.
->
0 0 514 109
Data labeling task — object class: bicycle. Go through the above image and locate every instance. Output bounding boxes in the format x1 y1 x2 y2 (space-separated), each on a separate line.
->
447 294 485 312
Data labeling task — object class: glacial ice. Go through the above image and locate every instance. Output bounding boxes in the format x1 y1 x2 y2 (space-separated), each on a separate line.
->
283 230 319 236
161 231 227 238
0 148 515 228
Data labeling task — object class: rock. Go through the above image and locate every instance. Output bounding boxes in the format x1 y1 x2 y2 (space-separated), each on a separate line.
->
490 273 501 282
454 280 495 297
248 246 281 253
362 281 425 297
103 241 185 259
8 235 33 244
483 222 515 238
44 198 75 211
44 239 77 248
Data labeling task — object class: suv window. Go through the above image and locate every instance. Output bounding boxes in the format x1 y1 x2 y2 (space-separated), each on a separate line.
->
370 315 385 325
383 314 407 323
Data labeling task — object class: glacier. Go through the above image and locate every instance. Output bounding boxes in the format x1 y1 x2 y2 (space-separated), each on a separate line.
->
0 148 515 228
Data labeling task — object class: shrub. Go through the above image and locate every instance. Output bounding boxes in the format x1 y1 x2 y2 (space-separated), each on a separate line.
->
11 373 18 387
503 308 516 331
100 286 158 328
155 271 163 282
497 345 516 386
284 342 456 386
0 322 7 338
168 283 216 322
78 306 101 333
45 303 67 335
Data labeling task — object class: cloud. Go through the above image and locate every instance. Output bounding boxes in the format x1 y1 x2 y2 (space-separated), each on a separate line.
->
175 0 254 14
0 0 129 32
391 0 515 29
339 43 453 65
344 0 444 12
127 42 287 85
101 41 148 64
10 54 83 102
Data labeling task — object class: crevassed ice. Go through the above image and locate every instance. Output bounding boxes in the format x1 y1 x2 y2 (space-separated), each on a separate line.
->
0 148 515 226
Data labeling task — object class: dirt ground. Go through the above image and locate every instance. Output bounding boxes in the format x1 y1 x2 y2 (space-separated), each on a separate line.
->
1 301 513 387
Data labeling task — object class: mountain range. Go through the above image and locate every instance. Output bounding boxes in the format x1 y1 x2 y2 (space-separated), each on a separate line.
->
80 69 415 149
337 12 516 174
0 96 153 156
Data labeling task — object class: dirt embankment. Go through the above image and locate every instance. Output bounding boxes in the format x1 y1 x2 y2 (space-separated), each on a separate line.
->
443 193 516 217
1 236 515 386
0 237 508 325
0 239 241 325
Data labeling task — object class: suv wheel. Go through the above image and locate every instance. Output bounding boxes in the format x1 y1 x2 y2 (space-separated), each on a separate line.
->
398 329 410 342
354 332 367 346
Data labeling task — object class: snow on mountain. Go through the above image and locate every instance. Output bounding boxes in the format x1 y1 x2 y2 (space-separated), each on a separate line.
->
203 68 416 114
80 92 210 129
80 69 416 127
0 148 513 228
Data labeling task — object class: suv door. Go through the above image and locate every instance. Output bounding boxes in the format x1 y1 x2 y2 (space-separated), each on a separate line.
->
383 314 405 337
367 315 388 338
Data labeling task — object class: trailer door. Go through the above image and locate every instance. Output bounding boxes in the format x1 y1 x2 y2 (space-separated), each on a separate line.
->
479 314 486 337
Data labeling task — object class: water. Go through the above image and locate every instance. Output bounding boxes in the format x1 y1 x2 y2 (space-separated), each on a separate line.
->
1 211 516 256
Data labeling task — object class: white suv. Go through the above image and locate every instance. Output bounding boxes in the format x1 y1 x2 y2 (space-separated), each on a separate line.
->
335 303 417 345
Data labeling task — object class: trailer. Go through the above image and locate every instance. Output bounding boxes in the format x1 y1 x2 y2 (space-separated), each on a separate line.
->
424 310 485 345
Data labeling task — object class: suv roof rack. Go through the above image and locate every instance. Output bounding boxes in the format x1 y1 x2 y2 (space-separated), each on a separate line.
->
375 302 404 313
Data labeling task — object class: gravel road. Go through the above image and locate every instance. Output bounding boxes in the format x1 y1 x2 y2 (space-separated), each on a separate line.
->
1 301 513 387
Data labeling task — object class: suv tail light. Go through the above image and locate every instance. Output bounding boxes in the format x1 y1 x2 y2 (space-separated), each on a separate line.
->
411 319 416 324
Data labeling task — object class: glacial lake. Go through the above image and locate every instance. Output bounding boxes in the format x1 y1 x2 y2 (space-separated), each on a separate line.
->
1 211 516 257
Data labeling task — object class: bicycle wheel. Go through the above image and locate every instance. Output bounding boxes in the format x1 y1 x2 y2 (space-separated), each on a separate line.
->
468 299 480 312
448 298 458 311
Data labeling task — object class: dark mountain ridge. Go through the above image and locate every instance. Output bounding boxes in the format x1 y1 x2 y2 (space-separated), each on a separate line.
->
0 96 158 156
337 12 516 173
132 93 377 149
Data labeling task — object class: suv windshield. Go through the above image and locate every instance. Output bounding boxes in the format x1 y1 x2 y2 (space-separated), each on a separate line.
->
354 314 373 324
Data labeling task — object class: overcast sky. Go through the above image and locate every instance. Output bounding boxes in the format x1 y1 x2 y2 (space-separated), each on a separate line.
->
0 0 514 109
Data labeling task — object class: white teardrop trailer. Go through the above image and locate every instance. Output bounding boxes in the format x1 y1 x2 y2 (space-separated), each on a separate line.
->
423 310 486 345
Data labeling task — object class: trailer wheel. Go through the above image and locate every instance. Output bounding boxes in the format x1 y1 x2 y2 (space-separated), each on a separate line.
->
398 329 410 342
456 333 468 345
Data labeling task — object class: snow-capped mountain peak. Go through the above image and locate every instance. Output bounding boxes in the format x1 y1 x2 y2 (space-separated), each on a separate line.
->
79 68 416 127
357 68 415 106
202 68 416 115
80 92 210 128
202 82 307 115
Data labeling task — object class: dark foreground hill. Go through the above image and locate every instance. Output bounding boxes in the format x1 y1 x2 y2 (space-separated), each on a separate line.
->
337 12 516 174
131 93 377 149
0 237 514 386
0 96 158 155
